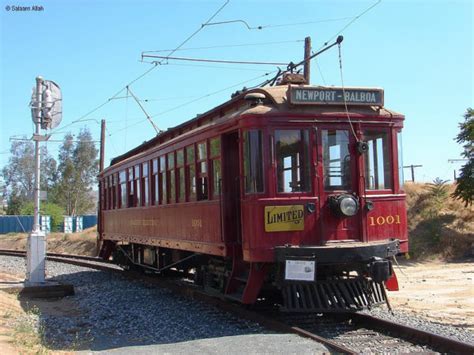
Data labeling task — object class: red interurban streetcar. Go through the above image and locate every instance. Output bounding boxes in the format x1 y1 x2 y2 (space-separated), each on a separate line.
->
98 76 408 312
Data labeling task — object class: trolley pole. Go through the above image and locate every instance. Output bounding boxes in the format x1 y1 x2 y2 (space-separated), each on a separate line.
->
304 36 311 84
26 76 46 284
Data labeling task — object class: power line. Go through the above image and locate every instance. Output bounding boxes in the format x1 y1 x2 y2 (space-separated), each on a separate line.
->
47 0 230 137
107 71 271 137
316 0 381 50
202 16 353 31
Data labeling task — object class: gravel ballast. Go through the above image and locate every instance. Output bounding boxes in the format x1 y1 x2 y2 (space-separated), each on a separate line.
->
0 255 329 353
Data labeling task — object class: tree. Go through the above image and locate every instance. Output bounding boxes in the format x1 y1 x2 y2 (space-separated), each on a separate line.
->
53 128 98 215
20 201 65 232
452 108 474 207
1 140 57 214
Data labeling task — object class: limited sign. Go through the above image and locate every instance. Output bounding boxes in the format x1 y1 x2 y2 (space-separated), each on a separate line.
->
289 87 384 106
285 260 316 281
265 205 305 232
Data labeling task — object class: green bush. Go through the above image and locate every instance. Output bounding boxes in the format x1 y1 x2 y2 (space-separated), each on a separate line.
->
20 202 65 232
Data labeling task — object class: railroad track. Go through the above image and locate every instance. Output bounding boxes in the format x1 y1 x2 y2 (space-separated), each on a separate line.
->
0 249 472 354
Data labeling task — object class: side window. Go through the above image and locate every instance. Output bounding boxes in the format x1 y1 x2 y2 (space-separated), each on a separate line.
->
152 158 159 205
167 152 175 203
160 156 167 204
103 177 109 210
186 145 196 201
322 129 351 191
119 170 127 208
100 179 105 210
142 162 149 206
363 130 393 190
243 130 264 193
197 142 208 200
210 137 221 199
134 165 140 207
275 129 311 193
112 174 117 209
177 149 185 202
127 167 134 207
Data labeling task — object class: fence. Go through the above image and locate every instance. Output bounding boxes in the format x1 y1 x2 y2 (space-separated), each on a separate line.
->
0 214 98 234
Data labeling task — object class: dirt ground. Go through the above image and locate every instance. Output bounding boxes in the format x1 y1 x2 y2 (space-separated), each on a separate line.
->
0 230 472 351
0 228 98 256
388 258 474 331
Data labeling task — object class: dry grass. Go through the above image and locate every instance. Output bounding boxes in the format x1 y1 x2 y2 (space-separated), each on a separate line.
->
405 182 474 260
0 227 98 257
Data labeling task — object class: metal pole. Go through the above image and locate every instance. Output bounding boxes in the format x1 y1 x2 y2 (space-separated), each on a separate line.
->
33 76 43 232
411 165 415 183
304 36 311 84
26 76 46 284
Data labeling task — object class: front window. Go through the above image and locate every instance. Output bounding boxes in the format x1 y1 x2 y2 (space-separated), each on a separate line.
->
275 129 311 193
322 129 352 191
363 130 392 190
243 130 264 193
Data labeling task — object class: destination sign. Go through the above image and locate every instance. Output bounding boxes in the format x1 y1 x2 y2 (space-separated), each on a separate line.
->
289 87 384 106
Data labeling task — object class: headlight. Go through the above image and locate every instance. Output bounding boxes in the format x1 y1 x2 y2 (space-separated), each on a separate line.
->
329 194 360 217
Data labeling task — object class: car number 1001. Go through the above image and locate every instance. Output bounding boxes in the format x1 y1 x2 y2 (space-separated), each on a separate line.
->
369 215 401 226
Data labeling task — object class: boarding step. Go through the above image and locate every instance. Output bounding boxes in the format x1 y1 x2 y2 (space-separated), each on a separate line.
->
225 292 244 303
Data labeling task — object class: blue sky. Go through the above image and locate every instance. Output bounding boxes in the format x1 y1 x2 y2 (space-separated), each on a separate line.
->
1 0 472 182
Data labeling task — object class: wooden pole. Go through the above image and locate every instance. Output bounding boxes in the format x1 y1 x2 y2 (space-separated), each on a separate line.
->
100 119 105 172
304 36 311 84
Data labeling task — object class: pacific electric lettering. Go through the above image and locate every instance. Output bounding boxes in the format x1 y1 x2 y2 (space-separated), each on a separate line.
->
296 89 377 103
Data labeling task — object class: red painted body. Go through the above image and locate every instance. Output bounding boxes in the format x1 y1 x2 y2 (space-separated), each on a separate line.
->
98 85 408 306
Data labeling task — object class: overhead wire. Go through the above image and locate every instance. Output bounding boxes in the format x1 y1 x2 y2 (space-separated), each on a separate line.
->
47 0 230 137
107 71 271 137
201 16 353 31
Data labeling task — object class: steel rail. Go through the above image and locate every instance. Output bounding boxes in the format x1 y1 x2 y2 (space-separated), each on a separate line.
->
0 248 352 353
0 249 472 353
349 312 474 354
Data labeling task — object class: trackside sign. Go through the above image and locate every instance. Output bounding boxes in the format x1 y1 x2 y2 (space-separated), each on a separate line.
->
289 87 384 106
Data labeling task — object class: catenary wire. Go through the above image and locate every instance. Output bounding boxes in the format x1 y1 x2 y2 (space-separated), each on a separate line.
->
47 0 230 137
107 71 271 137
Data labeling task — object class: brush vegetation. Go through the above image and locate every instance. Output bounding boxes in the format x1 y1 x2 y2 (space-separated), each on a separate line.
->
406 180 473 260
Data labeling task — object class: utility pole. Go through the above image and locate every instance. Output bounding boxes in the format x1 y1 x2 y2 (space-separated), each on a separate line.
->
97 119 106 255
403 164 423 183
303 36 311 84
100 119 106 172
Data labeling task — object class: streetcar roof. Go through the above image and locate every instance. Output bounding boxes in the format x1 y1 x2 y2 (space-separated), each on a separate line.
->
105 84 403 172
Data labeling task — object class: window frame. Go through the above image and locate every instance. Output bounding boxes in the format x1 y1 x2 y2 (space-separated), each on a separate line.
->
243 129 265 195
362 127 394 194
186 144 196 202
273 128 312 195
209 137 221 200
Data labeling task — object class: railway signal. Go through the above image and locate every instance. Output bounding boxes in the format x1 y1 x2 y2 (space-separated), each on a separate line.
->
27 76 62 284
